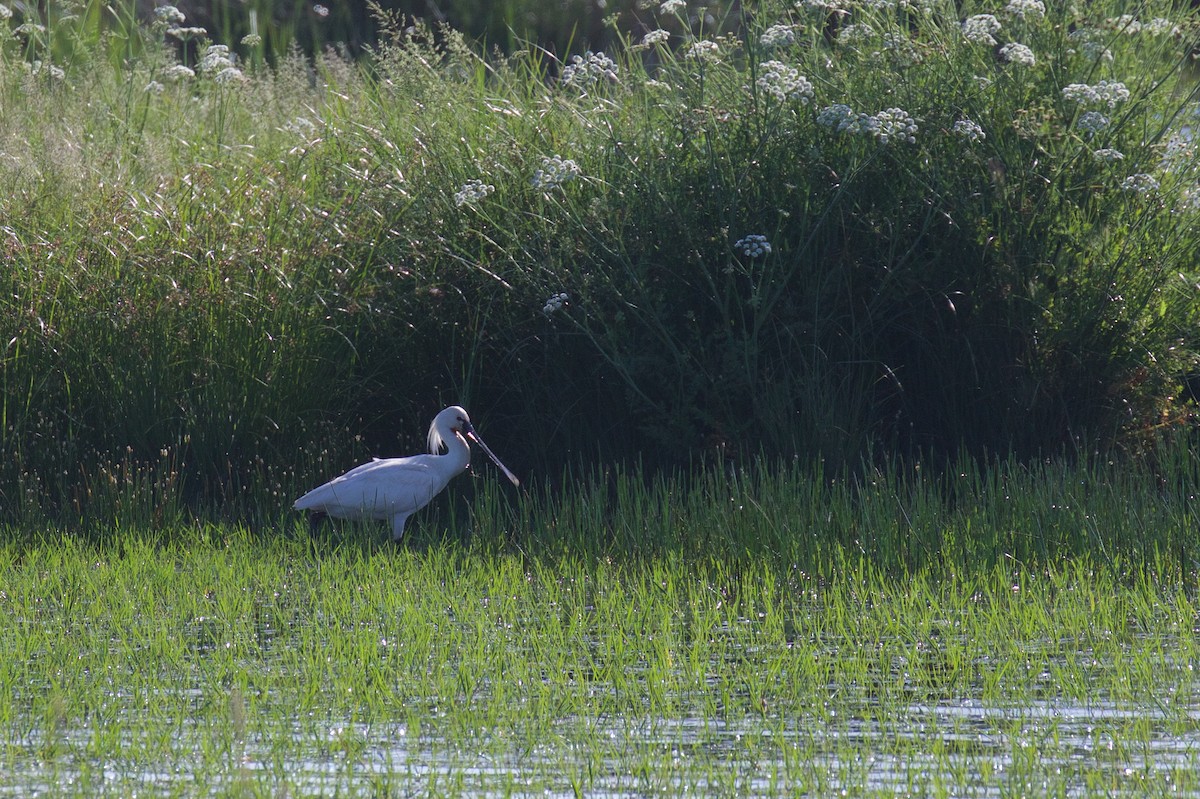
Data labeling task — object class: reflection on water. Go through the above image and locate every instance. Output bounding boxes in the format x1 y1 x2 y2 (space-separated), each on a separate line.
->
6 633 1200 796
7 667 1200 791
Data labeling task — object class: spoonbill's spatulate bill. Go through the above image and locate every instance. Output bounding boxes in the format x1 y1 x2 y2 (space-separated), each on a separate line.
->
293 405 519 541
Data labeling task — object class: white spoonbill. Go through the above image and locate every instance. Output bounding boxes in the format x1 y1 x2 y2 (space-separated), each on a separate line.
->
293 405 519 541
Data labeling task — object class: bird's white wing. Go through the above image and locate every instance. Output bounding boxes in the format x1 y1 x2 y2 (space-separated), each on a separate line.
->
293 455 447 521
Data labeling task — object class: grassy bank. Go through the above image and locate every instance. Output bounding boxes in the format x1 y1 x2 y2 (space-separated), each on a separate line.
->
2 0 1199 518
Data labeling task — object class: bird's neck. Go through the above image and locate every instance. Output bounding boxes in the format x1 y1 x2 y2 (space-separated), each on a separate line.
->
441 432 471 472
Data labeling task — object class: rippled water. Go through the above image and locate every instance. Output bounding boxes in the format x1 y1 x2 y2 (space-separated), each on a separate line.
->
7 645 1200 798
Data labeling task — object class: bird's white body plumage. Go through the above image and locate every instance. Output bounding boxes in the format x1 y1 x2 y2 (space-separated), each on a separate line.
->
293 405 517 541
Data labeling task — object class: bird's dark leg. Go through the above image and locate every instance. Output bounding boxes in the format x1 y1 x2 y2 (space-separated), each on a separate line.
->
307 510 328 536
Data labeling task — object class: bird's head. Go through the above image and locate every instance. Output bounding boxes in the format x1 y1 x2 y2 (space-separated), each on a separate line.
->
428 405 472 453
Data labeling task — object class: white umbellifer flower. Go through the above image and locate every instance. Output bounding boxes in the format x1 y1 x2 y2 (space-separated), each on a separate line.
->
1092 148 1125 163
878 32 922 67
241 33 262 47
162 64 195 81
1061 83 1098 104
799 0 848 13
1145 18 1179 36
560 51 618 89
454 179 495 207
15 22 46 36
1066 29 1114 63
1062 81 1130 109
660 0 686 13
167 26 207 41
1076 111 1110 137
642 29 670 46
1120 173 1159 194
0 5 14 20
952 118 985 142
817 103 858 131
1106 14 1141 33
756 61 814 103
759 24 796 49
837 24 874 45
542 292 569 314
962 14 1001 46
1003 0 1044 21
155 5 186 24
865 107 918 144
818 105 916 143
532 155 581 190
199 44 233 72
685 40 720 61
999 42 1035 66
145 80 165 93
213 66 246 84
734 234 772 258
1094 80 1131 108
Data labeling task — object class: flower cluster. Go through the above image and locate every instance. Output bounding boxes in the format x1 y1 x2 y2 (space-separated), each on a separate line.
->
1066 29 1113 62
1076 111 1110 137
1143 17 1181 36
659 0 686 13
756 61 814 103
686 40 721 62
167 25 207 41
952 118 986 142
162 64 195 81
734 235 772 258
560 51 618 89
1003 0 1045 21
1061 81 1130 108
454 179 495 207
532 156 581 190
543 293 569 314
818 105 918 144
877 32 923 68
154 5 186 24
1092 148 1125 163
1104 14 1176 35
962 14 1001 46
759 24 796 49
871 108 918 144
816 104 859 132
642 29 670 46
199 44 234 73
837 24 874 45
1120 173 1159 195
999 42 1035 66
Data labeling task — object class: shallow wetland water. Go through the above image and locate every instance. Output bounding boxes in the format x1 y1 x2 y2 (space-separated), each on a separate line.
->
3 535 1199 797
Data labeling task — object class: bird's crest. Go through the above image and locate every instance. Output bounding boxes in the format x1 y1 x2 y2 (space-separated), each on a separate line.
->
428 419 447 454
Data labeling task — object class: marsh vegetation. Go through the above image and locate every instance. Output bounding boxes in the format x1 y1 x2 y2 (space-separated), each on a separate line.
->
2 0 1200 794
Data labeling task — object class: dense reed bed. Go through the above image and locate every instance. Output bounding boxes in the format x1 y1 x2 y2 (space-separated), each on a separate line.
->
3 0 1199 519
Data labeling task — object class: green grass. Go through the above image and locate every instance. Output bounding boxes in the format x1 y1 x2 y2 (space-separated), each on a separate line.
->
3 526 1199 796
3 452 1200 795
